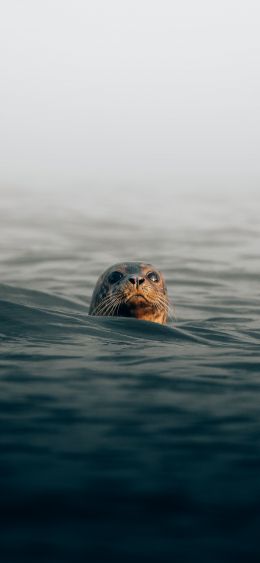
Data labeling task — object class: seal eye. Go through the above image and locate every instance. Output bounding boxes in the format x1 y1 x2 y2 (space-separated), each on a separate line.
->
147 271 160 283
108 271 124 284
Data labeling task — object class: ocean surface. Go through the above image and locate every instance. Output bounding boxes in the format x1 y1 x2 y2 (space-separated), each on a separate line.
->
1 188 260 563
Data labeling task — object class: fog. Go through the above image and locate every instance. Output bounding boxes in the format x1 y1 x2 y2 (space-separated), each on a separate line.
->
0 0 259 197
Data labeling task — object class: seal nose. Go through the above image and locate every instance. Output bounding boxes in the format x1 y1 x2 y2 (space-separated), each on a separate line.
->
128 276 145 288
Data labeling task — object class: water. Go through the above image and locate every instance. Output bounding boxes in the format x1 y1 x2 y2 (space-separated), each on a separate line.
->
1 188 260 562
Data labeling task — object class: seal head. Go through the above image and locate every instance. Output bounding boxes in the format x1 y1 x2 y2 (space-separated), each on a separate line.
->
89 262 168 324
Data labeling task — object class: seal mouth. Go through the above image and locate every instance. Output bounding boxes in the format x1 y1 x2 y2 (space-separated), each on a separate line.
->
126 293 149 304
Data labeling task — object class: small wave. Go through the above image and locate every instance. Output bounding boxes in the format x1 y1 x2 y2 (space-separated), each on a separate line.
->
1 283 257 350
0 283 224 347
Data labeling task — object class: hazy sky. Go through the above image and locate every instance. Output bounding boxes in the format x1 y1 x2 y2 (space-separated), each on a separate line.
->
0 0 259 195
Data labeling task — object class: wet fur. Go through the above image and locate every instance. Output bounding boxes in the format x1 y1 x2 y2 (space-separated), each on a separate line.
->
89 262 169 325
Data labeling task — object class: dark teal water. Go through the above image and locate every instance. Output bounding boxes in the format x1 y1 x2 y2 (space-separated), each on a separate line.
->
1 190 260 562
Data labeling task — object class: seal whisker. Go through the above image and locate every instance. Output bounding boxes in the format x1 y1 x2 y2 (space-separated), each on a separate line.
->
98 302 116 317
92 288 123 312
151 292 176 323
105 296 122 317
112 298 123 317
91 299 110 316
114 300 122 316
157 299 176 323
92 293 120 316
97 298 113 316
100 297 121 316
104 291 124 316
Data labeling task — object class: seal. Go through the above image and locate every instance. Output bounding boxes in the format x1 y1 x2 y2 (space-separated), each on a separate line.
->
89 262 169 324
